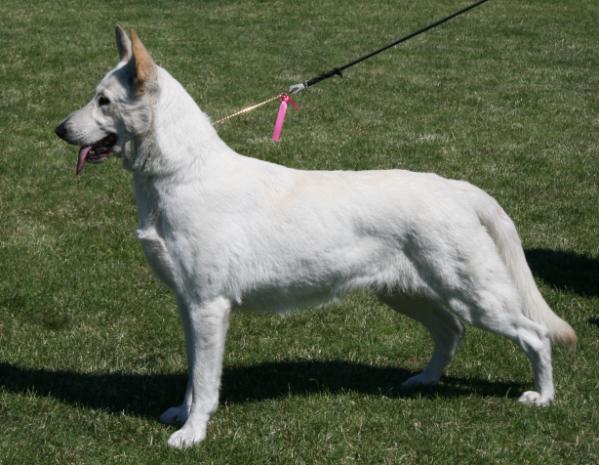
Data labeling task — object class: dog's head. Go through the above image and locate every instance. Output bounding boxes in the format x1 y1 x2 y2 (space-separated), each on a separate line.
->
55 26 157 174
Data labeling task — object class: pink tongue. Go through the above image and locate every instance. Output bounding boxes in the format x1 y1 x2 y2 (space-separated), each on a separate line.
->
76 146 91 176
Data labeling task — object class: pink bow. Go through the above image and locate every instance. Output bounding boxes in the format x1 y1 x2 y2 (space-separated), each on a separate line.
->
271 93 299 142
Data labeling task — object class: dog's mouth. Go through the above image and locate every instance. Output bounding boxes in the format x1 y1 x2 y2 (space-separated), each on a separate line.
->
76 133 118 175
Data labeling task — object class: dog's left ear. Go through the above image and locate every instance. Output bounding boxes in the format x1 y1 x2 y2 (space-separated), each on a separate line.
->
130 29 156 90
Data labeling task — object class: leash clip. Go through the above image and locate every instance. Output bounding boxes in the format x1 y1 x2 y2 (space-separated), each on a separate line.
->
288 82 307 94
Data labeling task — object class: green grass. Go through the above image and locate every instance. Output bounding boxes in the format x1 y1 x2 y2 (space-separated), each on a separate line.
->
1 0 598 463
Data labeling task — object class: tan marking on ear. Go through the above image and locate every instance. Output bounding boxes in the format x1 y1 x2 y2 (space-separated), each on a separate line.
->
130 29 156 88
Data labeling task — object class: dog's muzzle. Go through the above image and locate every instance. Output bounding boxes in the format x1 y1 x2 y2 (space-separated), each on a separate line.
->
55 121 69 141
55 120 118 175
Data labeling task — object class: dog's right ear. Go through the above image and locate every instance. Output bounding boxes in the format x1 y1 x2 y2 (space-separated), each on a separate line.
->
115 25 132 62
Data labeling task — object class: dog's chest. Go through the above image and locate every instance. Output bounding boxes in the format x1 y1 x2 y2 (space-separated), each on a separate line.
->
134 178 180 289
136 224 178 289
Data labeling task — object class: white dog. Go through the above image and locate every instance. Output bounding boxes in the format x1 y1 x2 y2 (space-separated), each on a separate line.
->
55 27 576 448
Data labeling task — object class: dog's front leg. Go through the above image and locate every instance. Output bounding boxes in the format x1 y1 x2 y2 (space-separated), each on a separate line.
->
159 297 194 424
167 296 231 449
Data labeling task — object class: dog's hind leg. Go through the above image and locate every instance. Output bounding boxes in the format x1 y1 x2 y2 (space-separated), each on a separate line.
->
512 322 554 406
446 284 554 406
167 296 231 449
380 296 465 390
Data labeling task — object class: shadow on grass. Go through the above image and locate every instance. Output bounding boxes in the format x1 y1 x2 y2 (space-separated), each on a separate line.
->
0 361 525 419
526 248 599 297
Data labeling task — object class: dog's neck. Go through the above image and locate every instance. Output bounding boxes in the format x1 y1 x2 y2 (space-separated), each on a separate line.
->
127 67 234 178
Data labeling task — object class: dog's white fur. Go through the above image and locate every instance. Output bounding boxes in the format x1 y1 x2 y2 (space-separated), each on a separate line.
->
57 27 576 448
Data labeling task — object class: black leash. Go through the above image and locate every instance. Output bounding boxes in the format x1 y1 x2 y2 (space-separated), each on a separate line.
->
216 0 491 134
289 0 491 94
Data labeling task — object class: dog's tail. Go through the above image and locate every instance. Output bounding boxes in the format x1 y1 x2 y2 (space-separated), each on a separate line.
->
458 181 577 349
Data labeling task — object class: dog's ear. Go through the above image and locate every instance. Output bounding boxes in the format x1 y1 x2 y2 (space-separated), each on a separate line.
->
115 25 132 62
130 29 156 90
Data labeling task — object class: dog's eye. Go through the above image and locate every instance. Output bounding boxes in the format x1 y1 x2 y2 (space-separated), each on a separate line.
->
98 96 111 106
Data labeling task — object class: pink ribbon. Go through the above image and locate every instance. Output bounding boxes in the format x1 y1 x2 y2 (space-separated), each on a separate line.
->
271 93 299 142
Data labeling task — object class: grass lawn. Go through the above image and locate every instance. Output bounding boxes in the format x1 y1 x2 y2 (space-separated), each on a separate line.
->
1 0 598 463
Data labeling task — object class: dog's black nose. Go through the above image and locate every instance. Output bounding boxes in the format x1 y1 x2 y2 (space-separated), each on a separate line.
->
55 121 68 140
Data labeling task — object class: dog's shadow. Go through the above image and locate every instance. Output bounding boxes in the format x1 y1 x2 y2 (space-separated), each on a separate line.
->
3 248 595 419
526 248 599 297
0 361 524 419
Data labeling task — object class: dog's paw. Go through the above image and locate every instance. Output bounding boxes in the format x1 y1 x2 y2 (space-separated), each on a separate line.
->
166 423 207 449
518 390 553 407
160 404 190 425
400 373 438 391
